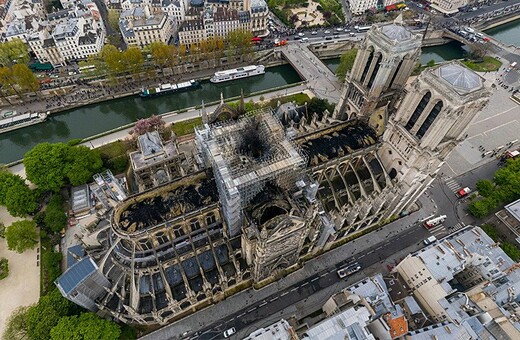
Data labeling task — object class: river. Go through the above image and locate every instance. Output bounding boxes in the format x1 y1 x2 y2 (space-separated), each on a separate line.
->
0 65 301 164
485 18 520 47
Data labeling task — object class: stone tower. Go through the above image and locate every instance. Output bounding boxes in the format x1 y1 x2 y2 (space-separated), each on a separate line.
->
334 22 422 125
378 62 491 216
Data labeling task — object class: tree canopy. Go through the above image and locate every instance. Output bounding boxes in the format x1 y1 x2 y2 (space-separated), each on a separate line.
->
5 220 39 253
50 312 121 340
44 194 67 233
336 49 358 81
0 39 30 67
24 142 103 191
468 158 520 218
2 306 29 340
0 170 37 216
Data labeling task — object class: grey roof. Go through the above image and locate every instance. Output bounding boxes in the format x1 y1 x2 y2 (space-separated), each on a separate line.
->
56 257 97 295
138 131 164 158
71 184 90 212
381 24 412 42
67 244 85 269
437 63 482 92
505 198 520 222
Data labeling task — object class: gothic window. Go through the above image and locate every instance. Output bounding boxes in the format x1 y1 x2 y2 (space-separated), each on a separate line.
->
190 219 201 232
416 100 443 139
173 227 184 238
405 91 431 131
367 53 382 89
359 50 374 84
205 213 216 225
387 58 403 90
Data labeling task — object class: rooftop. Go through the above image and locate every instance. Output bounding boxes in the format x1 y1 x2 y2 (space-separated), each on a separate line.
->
56 257 97 295
381 24 412 42
114 171 218 233
298 121 377 167
435 62 483 94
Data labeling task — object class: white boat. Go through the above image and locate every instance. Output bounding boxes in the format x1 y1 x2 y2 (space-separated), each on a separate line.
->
0 110 48 134
210 65 265 83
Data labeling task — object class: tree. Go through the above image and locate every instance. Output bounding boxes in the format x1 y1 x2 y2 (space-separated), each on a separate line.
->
501 242 520 262
3 306 29 340
12 63 39 94
50 312 121 340
122 47 144 76
44 195 67 233
24 142 69 192
129 115 166 137
64 145 103 186
0 257 8 280
149 41 172 69
336 49 358 81
0 65 21 98
468 43 487 62
26 289 74 340
101 44 123 75
426 59 436 67
476 179 494 197
5 220 39 253
107 9 120 32
4 181 38 217
0 39 30 67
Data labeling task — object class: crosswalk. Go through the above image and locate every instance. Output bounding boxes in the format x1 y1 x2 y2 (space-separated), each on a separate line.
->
428 222 466 237
445 178 461 194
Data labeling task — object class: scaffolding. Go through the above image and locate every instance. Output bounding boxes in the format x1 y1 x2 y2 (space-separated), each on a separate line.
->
90 170 128 209
195 108 307 236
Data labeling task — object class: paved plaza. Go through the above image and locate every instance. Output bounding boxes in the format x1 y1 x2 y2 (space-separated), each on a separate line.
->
442 67 520 177
0 207 40 336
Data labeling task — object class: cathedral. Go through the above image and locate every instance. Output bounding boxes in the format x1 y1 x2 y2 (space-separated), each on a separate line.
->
56 22 491 325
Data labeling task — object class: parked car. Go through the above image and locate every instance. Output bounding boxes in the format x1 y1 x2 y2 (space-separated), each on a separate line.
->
311 31 317 35
324 30 331 34
337 263 361 278
224 327 236 338
423 235 437 245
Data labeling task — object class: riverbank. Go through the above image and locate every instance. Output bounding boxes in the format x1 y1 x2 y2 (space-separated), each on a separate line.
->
477 13 520 31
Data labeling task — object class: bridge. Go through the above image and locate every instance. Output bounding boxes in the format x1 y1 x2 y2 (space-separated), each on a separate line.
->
279 43 342 104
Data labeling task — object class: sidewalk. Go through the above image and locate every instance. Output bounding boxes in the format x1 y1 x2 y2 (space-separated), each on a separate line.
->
141 195 437 340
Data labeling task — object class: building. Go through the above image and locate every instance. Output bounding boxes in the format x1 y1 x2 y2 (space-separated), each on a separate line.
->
394 226 520 338
429 0 466 15
129 130 188 192
348 0 378 16
119 5 175 47
25 0 105 65
56 23 491 325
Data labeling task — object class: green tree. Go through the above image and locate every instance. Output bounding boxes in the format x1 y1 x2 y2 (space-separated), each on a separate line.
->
476 179 494 197
3 306 29 340
107 9 120 32
64 145 103 186
481 223 498 241
336 49 358 81
468 197 498 218
4 181 38 217
12 63 40 94
24 142 69 192
501 242 520 262
5 220 39 253
426 59 436 67
0 257 8 280
26 289 74 340
44 195 67 233
0 65 21 98
101 44 123 75
50 312 121 340
226 29 253 59
149 41 172 69
0 39 30 66
122 47 144 76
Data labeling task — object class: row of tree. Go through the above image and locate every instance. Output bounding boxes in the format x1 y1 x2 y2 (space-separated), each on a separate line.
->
81 30 254 79
469 157 520 218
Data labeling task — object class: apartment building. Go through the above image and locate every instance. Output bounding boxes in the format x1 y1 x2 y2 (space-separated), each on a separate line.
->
119 5 175 47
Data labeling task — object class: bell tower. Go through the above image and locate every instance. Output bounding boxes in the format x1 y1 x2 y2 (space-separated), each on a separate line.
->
378 61 491 216
334 21 422 127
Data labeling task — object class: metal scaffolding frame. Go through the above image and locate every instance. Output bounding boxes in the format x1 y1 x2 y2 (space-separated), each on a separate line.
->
195 108 307 236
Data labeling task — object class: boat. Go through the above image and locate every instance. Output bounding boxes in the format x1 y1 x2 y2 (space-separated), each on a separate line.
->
139 79 200 98
210 65 265 83
0 110 48 134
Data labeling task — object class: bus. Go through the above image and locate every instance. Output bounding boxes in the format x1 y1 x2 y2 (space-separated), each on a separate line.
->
423 215 447 229
354 25 371 32
79 65 96 73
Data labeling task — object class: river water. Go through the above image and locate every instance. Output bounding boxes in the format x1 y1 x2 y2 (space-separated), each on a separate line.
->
0 65 301 164
485 18 520 47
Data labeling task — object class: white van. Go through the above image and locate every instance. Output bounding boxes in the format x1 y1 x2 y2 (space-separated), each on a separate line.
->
424 236 437 245
300 37 309 43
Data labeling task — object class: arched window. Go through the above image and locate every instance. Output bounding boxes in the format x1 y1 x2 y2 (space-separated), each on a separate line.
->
417 101 443 139
368 53 382 89
359 50 374 84
387 58 404 90
405 91 431 131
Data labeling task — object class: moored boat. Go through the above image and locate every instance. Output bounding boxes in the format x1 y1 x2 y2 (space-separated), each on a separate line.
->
210 65 265 83
0 110 48 134
139 80 200 98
